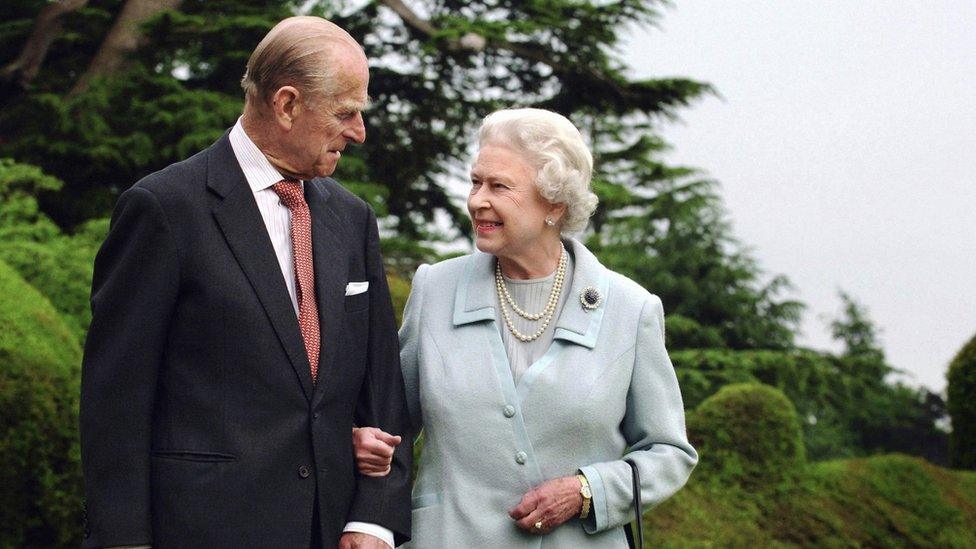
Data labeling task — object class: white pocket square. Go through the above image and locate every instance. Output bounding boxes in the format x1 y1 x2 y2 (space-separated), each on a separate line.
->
345 281 369 296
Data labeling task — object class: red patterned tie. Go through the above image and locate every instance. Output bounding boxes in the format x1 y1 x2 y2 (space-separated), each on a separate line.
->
273 179 320 383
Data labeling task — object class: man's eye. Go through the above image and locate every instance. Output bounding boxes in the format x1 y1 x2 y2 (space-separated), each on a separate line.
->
338 111 356 121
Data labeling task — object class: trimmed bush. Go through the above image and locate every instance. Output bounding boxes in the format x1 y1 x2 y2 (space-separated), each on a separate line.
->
0 159 107 342
948 333 976 469
0 259 83 547
689 382 805 487
766 455 976 547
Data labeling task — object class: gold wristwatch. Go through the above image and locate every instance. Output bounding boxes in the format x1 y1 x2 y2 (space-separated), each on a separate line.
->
577 473 592 519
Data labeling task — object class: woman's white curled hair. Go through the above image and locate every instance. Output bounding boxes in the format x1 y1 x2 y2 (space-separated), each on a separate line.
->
478 108 598 235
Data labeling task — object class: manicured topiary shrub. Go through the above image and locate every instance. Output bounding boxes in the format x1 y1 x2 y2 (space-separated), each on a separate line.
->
0 159 107 342
0 259 83 547
947 333 976 469
688 382 805 487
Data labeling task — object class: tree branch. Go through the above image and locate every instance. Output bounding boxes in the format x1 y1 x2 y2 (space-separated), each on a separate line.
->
0 0 90 90
69 0 182 97
375 0 625 95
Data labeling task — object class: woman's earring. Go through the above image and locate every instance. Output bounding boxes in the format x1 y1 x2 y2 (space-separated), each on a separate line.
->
545 217 555 227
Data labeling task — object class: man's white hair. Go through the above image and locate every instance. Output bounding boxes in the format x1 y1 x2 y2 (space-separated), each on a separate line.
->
478 108 598 235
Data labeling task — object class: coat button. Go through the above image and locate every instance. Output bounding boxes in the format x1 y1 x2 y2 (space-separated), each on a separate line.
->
515 451 527 464
298 465 311 478
312 413 319 420
503 405 516 418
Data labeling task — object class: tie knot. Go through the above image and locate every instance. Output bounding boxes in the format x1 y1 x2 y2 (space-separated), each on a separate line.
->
272 179 306 210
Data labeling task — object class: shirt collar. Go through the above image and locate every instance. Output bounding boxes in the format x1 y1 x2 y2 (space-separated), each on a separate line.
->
229 116 302 194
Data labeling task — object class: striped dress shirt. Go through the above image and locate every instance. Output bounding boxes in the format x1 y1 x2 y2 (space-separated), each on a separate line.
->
228 118 395 548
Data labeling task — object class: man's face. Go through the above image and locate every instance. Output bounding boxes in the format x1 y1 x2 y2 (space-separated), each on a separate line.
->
286 49 369 179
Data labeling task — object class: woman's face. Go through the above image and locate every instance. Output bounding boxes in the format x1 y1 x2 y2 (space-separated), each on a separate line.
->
467 143 557 263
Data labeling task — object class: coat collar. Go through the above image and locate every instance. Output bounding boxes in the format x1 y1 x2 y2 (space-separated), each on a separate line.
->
452 238 610 349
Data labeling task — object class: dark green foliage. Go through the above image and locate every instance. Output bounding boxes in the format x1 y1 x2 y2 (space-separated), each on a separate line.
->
673 349 949 463
0 1 288 226
664 313 726 349
827 291 949 464
675 350 868 460
0 259 83 548
688 383 805 487
0 159 106 340
948 333 976 469
0 0 801 348
831 290 885 362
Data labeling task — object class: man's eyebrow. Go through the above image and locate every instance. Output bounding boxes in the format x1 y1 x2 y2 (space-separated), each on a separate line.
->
336 96 373 111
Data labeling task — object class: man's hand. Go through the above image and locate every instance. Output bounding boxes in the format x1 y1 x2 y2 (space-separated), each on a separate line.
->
509 476 584 535
352 427 401 477
339 532 390 549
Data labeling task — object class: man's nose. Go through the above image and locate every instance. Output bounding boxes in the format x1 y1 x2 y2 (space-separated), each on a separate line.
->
344 113 366 144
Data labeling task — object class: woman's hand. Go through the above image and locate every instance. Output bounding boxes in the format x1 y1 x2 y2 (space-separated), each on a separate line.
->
352 427 401 477
509 476 583 534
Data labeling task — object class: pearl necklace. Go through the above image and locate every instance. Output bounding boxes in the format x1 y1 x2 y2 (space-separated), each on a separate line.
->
495 246 567 342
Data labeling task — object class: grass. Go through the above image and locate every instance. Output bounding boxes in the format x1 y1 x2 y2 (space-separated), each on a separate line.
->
642 454 976 548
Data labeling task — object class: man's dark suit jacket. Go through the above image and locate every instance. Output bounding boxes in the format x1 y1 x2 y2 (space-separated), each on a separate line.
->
80 132 412 548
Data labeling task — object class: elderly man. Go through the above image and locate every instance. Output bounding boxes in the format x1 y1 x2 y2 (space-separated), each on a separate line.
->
80 17 411 548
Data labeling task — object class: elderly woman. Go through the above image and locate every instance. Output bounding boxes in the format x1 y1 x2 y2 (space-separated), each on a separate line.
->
356 108 697 547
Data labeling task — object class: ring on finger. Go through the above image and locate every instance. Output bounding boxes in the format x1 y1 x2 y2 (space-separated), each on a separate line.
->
534 519 545 531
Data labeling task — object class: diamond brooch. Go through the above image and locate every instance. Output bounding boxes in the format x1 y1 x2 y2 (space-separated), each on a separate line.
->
580 286 602 310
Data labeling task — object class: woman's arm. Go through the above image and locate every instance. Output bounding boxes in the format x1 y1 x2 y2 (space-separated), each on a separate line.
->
578 295 698 533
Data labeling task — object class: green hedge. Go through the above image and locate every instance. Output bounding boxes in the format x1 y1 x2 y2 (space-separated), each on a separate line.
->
0 259 83 547
645 383 976 547
0 158 107 342
689 382 805 487
948 333 976 469
672 349 947 463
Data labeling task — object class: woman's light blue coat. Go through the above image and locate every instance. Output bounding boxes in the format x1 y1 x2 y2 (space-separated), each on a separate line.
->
399 239 697 548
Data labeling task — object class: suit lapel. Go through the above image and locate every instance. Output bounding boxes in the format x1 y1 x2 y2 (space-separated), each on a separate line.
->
207 134 314 401
304 179 347 400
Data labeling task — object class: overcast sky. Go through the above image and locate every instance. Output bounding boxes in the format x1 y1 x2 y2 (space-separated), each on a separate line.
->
621 1 976 392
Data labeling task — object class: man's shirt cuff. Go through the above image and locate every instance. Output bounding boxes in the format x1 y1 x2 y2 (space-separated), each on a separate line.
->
343 521 395 548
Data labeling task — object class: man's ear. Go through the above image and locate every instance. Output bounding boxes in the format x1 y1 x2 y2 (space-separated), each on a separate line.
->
271 86 301 130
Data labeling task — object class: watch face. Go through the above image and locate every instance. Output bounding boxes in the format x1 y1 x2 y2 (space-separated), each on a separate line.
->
581 486 592 498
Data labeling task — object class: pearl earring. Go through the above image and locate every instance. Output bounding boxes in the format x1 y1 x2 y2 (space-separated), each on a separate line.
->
545 217 555 226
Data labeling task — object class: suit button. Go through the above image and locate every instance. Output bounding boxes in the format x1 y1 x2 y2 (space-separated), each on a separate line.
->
503 405 516 418
298 465 311 478
515 451 527 464
312 413 319 420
